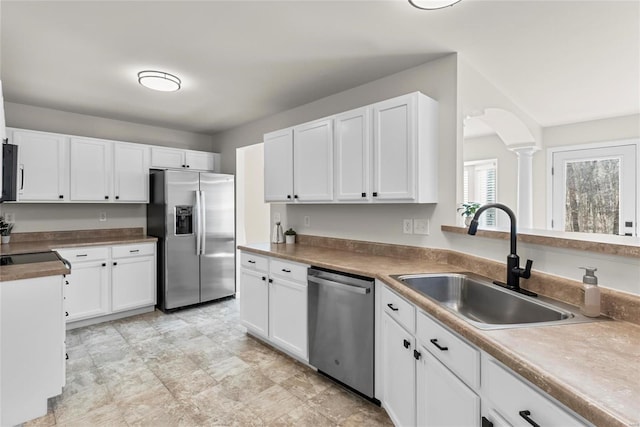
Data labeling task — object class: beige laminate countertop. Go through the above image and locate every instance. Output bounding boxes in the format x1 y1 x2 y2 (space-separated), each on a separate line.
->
239 242 640 427
0 235 157 282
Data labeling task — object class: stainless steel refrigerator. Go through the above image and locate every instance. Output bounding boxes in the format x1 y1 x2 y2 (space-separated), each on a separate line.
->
147 169 235 311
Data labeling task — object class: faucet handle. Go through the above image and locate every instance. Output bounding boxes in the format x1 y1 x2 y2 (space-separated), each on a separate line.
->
521 259 533 278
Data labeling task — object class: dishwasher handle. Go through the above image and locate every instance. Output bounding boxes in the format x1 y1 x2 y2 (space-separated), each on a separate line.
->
308 275 371 295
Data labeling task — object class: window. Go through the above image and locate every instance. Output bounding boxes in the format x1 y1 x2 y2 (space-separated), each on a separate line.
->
551 141 637 236
464 159 497 227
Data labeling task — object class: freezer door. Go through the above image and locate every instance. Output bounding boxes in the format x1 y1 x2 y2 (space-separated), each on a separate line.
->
199 173 235 302
165 170 201 309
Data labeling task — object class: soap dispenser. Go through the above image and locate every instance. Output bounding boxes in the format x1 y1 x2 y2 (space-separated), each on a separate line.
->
579 267 600 317
272 221 284 244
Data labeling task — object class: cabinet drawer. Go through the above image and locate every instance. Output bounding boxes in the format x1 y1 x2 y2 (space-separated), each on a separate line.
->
240 252 269 272
382 285 415 334
416 310 479 389
112 243 155 259
55 246 109 263
482 355 587 427
269 258 308 283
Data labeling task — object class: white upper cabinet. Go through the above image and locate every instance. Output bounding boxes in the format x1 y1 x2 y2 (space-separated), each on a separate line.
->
372 92 438 203
263 92 438 204
150 146 218 171
113 142 149 202
293 118 333 202
150 146 185 169
13 129 69 201
334 107 370 201
70 137 112 201
264 128 294 202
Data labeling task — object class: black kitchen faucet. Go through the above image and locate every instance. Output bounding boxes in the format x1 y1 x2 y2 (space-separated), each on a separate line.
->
467 203 536 297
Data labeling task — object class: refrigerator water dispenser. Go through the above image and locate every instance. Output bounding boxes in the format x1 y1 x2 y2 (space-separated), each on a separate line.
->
175 206 193 235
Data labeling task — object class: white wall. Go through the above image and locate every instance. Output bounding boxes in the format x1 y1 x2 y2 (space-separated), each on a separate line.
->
2 102 214 233
213 54 459 249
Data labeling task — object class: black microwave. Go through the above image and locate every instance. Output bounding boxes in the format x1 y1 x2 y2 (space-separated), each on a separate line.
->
1 143 17 202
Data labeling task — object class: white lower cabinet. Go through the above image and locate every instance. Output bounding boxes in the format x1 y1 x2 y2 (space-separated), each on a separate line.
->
1 275 65 426
56 242 156 326
380 284 588 427
239 251 309 361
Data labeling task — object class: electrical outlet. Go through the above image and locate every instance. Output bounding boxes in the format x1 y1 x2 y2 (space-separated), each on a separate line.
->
304 216 311 227
4 213 15 223
403 219 413 234
273 212 281 223
99 211 107 222
413 218 430 235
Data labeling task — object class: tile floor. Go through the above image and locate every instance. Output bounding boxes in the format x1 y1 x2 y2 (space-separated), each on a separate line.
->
25 298 393 426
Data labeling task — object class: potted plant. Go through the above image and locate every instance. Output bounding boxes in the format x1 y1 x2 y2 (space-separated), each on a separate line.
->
284 228 297 244
0 216 14 244
457 202 481 226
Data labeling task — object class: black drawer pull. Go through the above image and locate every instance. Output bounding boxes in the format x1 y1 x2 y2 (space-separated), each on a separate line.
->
361 192 366 197
247 260 256 264
115 196 120 200
519 410 540 427
113 262 118 266
282 268 291 273
387 303 399 312
261 276 266 281
287 195 292 199
66 353 69 360
101 263 106 267
413 349 421 360
403 339 410 349
76 254 88 257
104 195 109 199
372 192 378 197
65 280 69 285
59 194 64 199
65 311 69 317
129 249 139 253
268 278 273 283
430 338 448 351
481 416 493 427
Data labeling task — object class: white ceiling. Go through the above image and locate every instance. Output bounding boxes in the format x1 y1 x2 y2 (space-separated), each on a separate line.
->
2 0 638 135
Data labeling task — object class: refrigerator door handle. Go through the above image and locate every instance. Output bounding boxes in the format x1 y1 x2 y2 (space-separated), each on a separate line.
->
200 190 207 255
195 190 202 255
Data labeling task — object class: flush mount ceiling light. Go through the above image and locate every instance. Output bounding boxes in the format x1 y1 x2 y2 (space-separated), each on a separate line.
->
408 0 461 10
137 70 181 92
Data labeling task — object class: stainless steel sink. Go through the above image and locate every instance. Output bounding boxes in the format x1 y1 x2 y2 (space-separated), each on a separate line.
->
393 273 596 330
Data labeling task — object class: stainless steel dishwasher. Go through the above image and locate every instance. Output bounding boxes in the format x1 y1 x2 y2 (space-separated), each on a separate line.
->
308 267 375 400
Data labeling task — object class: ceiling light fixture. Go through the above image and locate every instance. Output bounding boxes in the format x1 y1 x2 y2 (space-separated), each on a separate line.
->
137 70 181 92
408 0 461 10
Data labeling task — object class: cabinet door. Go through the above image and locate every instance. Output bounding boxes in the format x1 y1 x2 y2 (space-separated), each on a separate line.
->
264 128 294 202
185 150 215 171
239 268 269 337
70 138 111 201
293 118 333 202
335 107 370 201
151 146 186 169
65 261 110 321
13 130 69 201
113 142 149 202
269 276 308 360
111 256 156 312
417 348 480 427
372 93 417 201
382 313 416 427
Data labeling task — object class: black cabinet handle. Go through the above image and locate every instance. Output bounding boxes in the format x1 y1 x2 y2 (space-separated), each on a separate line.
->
430 338 448 351
261 276 266 281
129 249 139 253
115 196 120 200
113 262 118 266
519 411 540 427
76 254 88 257
361 192 366 198
248 260 256 264
65 280 69 285
268 278 273 283
186 165 190 168
59 194 64 199
182 164 186 168
481 416 494 427
287 195 291 199
65 311 69 317
282 268 291 273
372 192 378 197
104 195 109 199
294 195 298 199
387 303 399 312
413 349 421 360
101 263 106 267
66 353 69 360
403 339 410 349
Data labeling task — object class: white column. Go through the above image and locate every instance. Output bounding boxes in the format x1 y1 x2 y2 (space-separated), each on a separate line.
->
510 146 539 229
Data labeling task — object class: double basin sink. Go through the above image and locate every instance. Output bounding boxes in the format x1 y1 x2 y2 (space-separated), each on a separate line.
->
393 272 595 330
